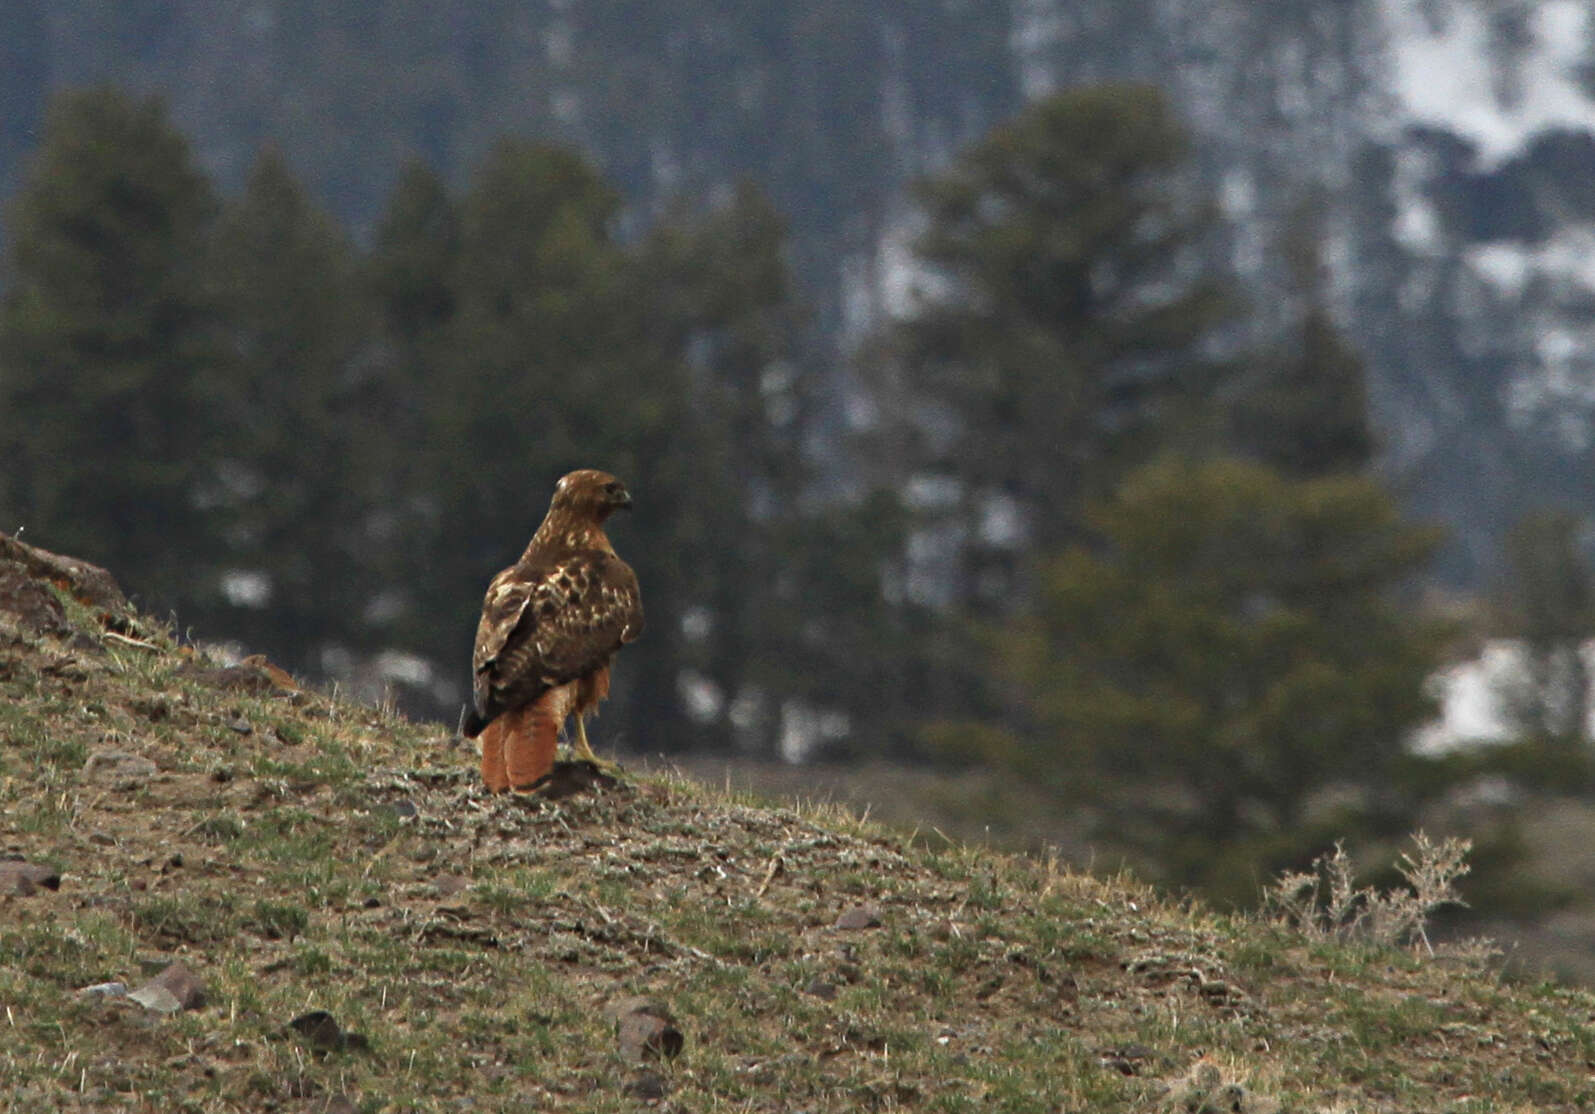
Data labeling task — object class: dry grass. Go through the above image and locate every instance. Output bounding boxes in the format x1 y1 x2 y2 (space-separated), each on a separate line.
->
2 584 1595 1111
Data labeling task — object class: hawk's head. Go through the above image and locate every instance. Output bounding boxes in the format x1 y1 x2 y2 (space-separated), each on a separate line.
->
550 469 633 520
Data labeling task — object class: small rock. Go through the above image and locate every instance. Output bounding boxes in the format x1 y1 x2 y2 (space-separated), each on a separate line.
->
432 873 470 897
128 984 183 1015
79 981 128 1000
174 659 278 695
82 751 158 789
141 961 206 1010
1100 1042 1164 1077
137 953 177 975
606 997 683 1062
604 996 671 1023
88 830 117 847
624 1070 670 1100
0 564 67 635
227 717 253 735
388 799 419 820
529 759 620 800
66 632 104 655
618 1012 684 1062
288 1010 371 1056
834 905 882 930
0 534 128 614
803 978 838 1001
1159 1059 1281 1114
0 861 60 896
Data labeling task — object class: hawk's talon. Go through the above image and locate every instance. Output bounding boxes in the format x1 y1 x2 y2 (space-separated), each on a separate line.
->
570 717 624 776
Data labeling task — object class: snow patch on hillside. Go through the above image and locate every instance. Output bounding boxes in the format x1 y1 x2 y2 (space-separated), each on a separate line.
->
1416 638 1595 754
1384 0 1595 168
1465 229 1595 444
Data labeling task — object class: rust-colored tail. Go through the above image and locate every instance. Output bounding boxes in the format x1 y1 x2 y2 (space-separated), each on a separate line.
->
479 715 508 792
503 696 560 790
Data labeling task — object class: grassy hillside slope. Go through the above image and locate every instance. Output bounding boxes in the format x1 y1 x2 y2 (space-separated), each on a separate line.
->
2 533 1594 1112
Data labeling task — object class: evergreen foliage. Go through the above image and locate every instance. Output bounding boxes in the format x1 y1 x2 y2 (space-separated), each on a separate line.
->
206 145 378 664
369 160 460 345
3 2 1592 594
630 184 813 753
1494 509 1595 744
877 83 1236 605
1229 203 1374 478
0 88 223 612
986 457 1450 899
364 150 864 756
874 103 1455 901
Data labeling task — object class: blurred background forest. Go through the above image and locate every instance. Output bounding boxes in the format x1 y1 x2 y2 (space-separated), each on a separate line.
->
9 0 1595 975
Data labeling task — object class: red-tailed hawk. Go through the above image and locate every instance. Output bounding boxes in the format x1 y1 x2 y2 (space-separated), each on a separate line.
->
462 469 644 791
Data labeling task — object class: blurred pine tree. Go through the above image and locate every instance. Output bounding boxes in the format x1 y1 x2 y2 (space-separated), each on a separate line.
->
206 144 378 666
1494 509 1595 746
1229 199 1374 479
0 88 225 613
369 160 460 345
870 83 1238 614
971 456 1450 902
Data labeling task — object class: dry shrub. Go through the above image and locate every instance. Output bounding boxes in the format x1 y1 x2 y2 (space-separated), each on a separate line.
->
1264 832 1472 954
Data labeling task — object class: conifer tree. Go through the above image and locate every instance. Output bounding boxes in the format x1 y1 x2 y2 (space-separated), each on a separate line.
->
362 159 463 661
632 184 809 753
0 88 223 611
369 159 461 346
634 183 916 757
875 83 1237 609
1230 202 1374 478
1495 509 1595 745
206 145 376 663
992 456 1448 899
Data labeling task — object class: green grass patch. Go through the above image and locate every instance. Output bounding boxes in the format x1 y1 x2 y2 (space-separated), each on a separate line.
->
131 894 241 945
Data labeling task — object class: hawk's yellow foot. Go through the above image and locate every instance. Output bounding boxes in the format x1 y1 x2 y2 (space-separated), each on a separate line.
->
570 715 623 776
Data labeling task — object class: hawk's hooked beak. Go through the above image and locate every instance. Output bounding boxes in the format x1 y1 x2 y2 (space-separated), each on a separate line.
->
613 486 633 510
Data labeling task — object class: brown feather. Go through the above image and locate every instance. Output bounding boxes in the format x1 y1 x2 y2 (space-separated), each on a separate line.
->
576 664 610 717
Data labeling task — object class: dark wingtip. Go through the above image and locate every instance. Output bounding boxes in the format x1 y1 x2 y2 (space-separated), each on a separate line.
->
460 706 489 738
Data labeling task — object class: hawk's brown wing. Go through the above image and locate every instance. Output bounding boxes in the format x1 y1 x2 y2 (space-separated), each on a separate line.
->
470 550 643 730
